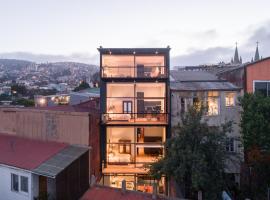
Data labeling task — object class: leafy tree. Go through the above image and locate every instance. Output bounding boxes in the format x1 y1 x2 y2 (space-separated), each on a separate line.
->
73 81 90 92
240 93 270 153
11 84 27 96
239 93 270 199
11 98 34 107
150 107 232 199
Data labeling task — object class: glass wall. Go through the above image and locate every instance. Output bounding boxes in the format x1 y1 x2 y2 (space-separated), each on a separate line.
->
101 55 167 78
104 83 167 123
106 126 165 166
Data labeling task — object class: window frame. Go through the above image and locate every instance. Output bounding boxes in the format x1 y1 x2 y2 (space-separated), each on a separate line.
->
225 92 236 107
11 173 19 192
10 173 29 195
253 80 270 97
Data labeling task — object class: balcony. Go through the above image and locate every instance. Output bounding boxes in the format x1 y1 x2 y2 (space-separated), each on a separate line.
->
101 66 167 79
102 113 168 125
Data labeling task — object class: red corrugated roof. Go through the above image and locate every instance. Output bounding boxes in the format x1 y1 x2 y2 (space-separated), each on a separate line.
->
0 134 67 170
81 186 166 200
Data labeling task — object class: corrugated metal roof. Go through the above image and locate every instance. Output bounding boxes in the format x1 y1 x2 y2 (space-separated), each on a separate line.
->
170 70 219 81
81 186 167 200
33 145 88 178
170 81 241 91
0 134 67 170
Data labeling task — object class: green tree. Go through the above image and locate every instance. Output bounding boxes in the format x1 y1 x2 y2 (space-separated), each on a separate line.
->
240 93 270 153
73 81 90 92
239 93 270 199
11 84 27 96
11 98 34 107
150 107 231 199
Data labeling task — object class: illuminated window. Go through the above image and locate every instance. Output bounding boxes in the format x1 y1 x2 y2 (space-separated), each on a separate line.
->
225 92 236 107
207 91 219 116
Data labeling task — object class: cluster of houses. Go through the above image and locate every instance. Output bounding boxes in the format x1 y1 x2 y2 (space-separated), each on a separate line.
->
0 45 269 200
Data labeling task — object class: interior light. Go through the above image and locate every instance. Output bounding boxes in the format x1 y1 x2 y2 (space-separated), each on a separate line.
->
133 51 136 54
155 51 158 54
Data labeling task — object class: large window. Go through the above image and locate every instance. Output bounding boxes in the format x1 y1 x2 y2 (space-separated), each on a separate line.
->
207 91 219 116
105 83 167 123
101 55 166 78
254 81 270 97
11 174 28 194
106 127 165 166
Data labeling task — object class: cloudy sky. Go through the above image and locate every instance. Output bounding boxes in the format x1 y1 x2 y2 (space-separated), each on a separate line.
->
0 0 269 66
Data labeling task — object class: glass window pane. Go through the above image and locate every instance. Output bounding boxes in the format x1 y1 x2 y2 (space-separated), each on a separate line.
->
11 173 19 192
20 176 28 193
254 82 267 96
103 55 134 67
225 92 235 107
207 97 219 115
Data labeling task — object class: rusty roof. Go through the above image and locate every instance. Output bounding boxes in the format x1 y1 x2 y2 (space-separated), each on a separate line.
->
170 81 241 91
0 134 67 170
81 186 167 200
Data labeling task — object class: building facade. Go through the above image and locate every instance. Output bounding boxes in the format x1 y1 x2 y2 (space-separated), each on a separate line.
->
170 70 243 184
99 47 170 194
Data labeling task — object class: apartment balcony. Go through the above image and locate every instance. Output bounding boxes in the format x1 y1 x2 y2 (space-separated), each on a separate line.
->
101 66 168 79
102 113 168 125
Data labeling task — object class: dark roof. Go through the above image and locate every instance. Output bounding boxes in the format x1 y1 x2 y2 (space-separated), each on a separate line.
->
97 47 170 54
170 70 219 81
0 134 67 170
33 145 89 178
170 81 241 91
81 186 167 200
216 56 270 75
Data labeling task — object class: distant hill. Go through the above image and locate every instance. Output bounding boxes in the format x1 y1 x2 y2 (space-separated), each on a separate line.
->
0 59 34 70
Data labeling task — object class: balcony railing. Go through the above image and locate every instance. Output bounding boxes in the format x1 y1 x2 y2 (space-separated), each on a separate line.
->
101 66 167 78
102 113 168 124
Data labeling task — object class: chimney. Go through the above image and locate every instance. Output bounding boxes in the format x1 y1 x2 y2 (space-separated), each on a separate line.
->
152 183 157 200
121 180 126 194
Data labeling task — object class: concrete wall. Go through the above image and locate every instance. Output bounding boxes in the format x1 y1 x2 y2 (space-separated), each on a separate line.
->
246 58 270 93
0 165 35 200
171 90 242 174
0 108 90 145
0 107 101 178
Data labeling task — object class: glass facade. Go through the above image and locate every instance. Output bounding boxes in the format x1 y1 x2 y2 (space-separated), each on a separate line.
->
102 55 167 78
100 48 169 195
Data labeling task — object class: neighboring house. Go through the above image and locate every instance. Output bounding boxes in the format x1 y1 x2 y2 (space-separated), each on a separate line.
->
170 69 243 184
99 47 171 195
34 88 100 107
0 101 100 179
217 56 270 96
0 134 89 200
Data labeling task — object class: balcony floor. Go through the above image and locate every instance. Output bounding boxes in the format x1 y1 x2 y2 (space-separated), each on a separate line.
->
102 164 149 174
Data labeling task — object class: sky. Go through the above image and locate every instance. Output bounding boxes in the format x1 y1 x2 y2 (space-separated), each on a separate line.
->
0 0 270 66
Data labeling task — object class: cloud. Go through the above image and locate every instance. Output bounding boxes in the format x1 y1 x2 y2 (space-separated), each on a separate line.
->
171 21 270 67
171 46 233 67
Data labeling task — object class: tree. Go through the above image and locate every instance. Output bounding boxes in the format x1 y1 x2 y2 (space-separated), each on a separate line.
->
239 93 270 199
11 84 27 96
73 81 90 92
150 107 231 199
240 93 270 153
11 98 34 107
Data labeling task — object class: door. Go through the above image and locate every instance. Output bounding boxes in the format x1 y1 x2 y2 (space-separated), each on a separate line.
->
39 176 48 199
123 101 132 113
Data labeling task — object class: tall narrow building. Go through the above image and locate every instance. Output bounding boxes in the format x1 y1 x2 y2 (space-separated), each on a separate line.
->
98 47 170 194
